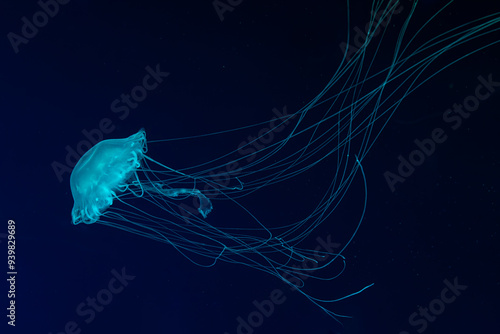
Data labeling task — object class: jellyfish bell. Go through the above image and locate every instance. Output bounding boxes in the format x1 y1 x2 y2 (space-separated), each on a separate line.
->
70 128 212 226
70 129 147 225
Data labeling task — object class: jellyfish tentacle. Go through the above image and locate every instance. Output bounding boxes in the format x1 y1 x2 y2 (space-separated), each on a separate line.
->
148 183 213 218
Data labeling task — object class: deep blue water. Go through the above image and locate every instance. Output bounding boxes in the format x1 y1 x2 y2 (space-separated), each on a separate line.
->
1 1 499 333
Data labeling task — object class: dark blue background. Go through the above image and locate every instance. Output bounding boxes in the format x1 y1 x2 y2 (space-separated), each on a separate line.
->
1 0 499 333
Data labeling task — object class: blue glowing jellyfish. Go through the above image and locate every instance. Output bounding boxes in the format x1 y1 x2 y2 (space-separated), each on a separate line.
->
71 128 213 224
70 1 500 322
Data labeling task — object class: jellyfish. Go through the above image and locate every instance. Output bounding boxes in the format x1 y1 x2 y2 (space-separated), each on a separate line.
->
70 0 500 322
70 129 213 225
70 125 371 321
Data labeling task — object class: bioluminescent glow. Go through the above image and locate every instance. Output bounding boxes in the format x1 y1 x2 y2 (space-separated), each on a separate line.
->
70 1 500 321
